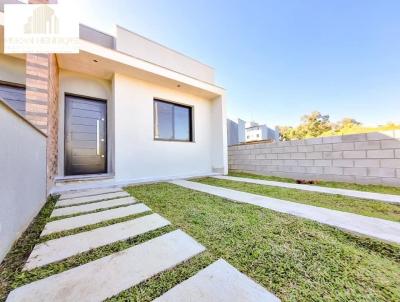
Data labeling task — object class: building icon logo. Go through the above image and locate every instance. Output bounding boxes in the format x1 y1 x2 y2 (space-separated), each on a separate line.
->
4 3 78 53
24 5 59 34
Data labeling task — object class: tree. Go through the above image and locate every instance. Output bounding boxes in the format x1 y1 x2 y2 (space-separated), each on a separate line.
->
298 111 331 138
335 118 361 129
278 111 332 140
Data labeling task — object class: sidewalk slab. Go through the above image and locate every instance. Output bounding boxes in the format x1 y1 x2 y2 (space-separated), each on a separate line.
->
214 175 400 204
154 259 280 302
7 230 205 302
51 197 136 218
59 187 123 200
56 191 130 208
172 180 400 244
41 203 150 236
24 214 170 270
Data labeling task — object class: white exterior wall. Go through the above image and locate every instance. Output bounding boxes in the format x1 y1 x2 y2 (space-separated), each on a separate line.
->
113 73 224 183
0 101 46 262
115 26 215 84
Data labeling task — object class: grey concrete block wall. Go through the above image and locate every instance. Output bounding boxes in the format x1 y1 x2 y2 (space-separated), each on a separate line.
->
228 130 400 186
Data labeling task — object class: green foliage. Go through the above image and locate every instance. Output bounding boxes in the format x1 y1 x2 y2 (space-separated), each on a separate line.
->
278 111 400 140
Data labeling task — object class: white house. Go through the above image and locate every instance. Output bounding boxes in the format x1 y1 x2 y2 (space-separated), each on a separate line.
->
0 1 227 259
227 118 278 145
0 11 227 189
245 122 279 142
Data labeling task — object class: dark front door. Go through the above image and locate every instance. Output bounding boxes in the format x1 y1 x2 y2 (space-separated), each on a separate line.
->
65 95 107 176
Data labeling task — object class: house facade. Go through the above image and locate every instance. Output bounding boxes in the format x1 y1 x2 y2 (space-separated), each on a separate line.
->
227 118 278 146
0 1 227 193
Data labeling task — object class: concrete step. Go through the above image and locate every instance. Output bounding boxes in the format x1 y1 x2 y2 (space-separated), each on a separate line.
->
7 230 205 302
24 214 170 270
59 187 123 200
154 259 280 302
56 191 130 208
41 204 150 236
51 197 136 218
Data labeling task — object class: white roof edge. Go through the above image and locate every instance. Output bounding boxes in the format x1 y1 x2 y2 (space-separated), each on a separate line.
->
79 39 225 96
115 24 215 71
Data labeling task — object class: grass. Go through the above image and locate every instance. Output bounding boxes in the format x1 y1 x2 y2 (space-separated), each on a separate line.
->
0 194 58 301
229 171 400 195
2 183 400 301
120 183 400 302
194 177 400 222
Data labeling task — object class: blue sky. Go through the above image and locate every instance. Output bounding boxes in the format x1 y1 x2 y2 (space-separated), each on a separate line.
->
60 0 400 127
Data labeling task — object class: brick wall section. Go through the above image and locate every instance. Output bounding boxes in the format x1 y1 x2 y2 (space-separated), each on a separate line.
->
25 0 60 190
46 54 59 189
228 131 400 186
25 54 49 132
25 53 59 190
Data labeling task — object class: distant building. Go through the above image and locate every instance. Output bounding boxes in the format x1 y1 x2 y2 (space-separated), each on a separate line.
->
227 119 239 146
227 119 279 146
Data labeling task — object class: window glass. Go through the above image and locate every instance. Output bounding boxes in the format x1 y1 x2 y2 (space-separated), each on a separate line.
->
154 101 173 139
154 100 192 141
174 106 190 141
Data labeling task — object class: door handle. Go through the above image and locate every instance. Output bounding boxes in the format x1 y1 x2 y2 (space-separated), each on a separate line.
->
96 119 100 156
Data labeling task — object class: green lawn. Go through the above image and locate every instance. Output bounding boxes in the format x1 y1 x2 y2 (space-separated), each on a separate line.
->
194 177 400 222
229 171 400 195
123 183 400 301
1 183 399 302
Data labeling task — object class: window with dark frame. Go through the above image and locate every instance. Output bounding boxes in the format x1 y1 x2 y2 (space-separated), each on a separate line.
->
154 99 193 142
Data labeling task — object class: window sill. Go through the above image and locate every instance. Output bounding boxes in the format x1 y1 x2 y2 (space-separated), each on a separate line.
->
154 138 195 143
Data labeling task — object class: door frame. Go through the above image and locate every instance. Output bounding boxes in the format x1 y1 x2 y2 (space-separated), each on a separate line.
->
64 93 108 176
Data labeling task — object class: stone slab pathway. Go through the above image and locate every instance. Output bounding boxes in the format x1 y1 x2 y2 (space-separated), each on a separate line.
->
214 175 400 204
172 180 400 244
7 230 206 302
56 191 130 208
8 188 279 302
59 187 122 200
41 203 150 236
154 259 280 302
24 214 170 270
51 196 136 218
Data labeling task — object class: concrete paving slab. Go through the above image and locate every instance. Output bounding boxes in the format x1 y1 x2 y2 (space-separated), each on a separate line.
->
172 180 400 244
7 230 205 302
24 214 170 270
154 259 280 302
41 203 150 236
51 197 136 218
56 191 130 208
215 175 400 204
59 187 123 200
